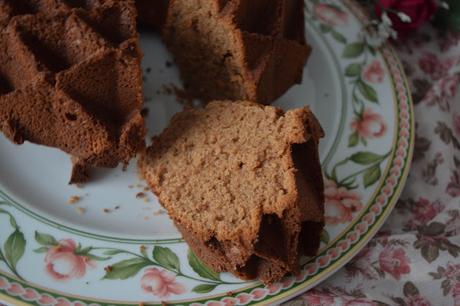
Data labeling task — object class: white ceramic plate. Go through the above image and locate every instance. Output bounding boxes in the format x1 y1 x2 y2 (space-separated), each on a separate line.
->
0 0 413 305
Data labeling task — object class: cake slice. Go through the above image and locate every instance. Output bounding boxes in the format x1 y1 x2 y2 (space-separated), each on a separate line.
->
0 0 145 183
163 0 311 104
136 0 168 30
139 101 324 283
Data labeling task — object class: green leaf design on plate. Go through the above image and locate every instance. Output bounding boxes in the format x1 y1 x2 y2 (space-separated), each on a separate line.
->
403 281 419 297
33 246 49 254
319 24 332 33
348 132 359 147
35 231 58 246
103 258 150 280
350 152 383 165
331 30 347 44
342 42 365 58
102 249 125 256
363 165 381 188
357 80 378 103
0 208 17 228
192 284 218 294
320 230 330 245
87 254 111 261
153 246 180 272
188 250 220 281
345 63 362 77
4 229 26 271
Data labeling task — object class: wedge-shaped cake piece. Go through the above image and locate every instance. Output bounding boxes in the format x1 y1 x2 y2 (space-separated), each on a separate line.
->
139 101 324 283
163 0 311 104
0 0 145 183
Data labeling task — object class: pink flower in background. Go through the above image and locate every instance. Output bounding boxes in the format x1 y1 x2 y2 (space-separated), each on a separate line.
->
440 75 460 98
45 239 95 281
363 60 384 84
378 245 411 280
351 108 387 139
453 282 460 306
412 198 444 224
344 298 376 306
324 179 363 225
419 53 443 78
406 294 432 306
302 291 334 306
454 114 460 137
141 268 185 298
313 3 348 27
446 168 460 198
444 263 460 280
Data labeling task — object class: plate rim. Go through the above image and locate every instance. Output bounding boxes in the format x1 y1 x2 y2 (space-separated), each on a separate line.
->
0 0 415 304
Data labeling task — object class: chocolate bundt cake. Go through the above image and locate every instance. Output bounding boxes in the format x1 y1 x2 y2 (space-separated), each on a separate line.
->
139 101 325 283
0 0 145 183
163 0 311 104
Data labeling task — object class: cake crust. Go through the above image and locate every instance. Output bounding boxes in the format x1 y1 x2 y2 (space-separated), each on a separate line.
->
0 0 145 183
139 101 324 283
163 0 311 104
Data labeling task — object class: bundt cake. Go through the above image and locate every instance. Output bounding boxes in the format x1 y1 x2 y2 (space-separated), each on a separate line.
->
139 101 325 283
163 0 311 104
0 0 145 183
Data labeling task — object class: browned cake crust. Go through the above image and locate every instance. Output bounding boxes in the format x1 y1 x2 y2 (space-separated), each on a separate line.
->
139 101 324 284
136 0 168 30
0 0 145 183
162 0 311 104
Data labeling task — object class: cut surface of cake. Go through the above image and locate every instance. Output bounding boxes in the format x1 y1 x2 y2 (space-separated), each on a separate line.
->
139 101 324 283
136 0 168 30
0 0 145 183
163 0 311 104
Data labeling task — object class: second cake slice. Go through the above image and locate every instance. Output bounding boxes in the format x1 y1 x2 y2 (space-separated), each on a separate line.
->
139 101 324 283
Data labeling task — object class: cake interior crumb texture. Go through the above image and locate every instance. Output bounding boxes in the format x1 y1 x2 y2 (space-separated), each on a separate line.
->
0 0 145 183
140 101 325 283
163 0 311 104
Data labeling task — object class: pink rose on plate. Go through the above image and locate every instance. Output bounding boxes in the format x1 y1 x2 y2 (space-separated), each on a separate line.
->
406 294 431 306
45 239 95 281
302 291 334 306
363 60 384 84
378 245 410 280
351 108 387 139
324 179 363 225
141 268 186 298
313 3 348 27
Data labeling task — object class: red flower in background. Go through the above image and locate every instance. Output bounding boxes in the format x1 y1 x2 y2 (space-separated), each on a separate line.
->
376 0 438 35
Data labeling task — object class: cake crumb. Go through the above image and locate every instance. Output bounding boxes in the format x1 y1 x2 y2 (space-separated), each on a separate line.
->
76 207 86 215
136 192 147 199
146 67 152 73
140 245 146 253
144 216 150 221
104 265 113 273
103 208 111 213
165 61 173 68
114 205 121 210
153 209 166 216
143 186 150 192
67 195 81 204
